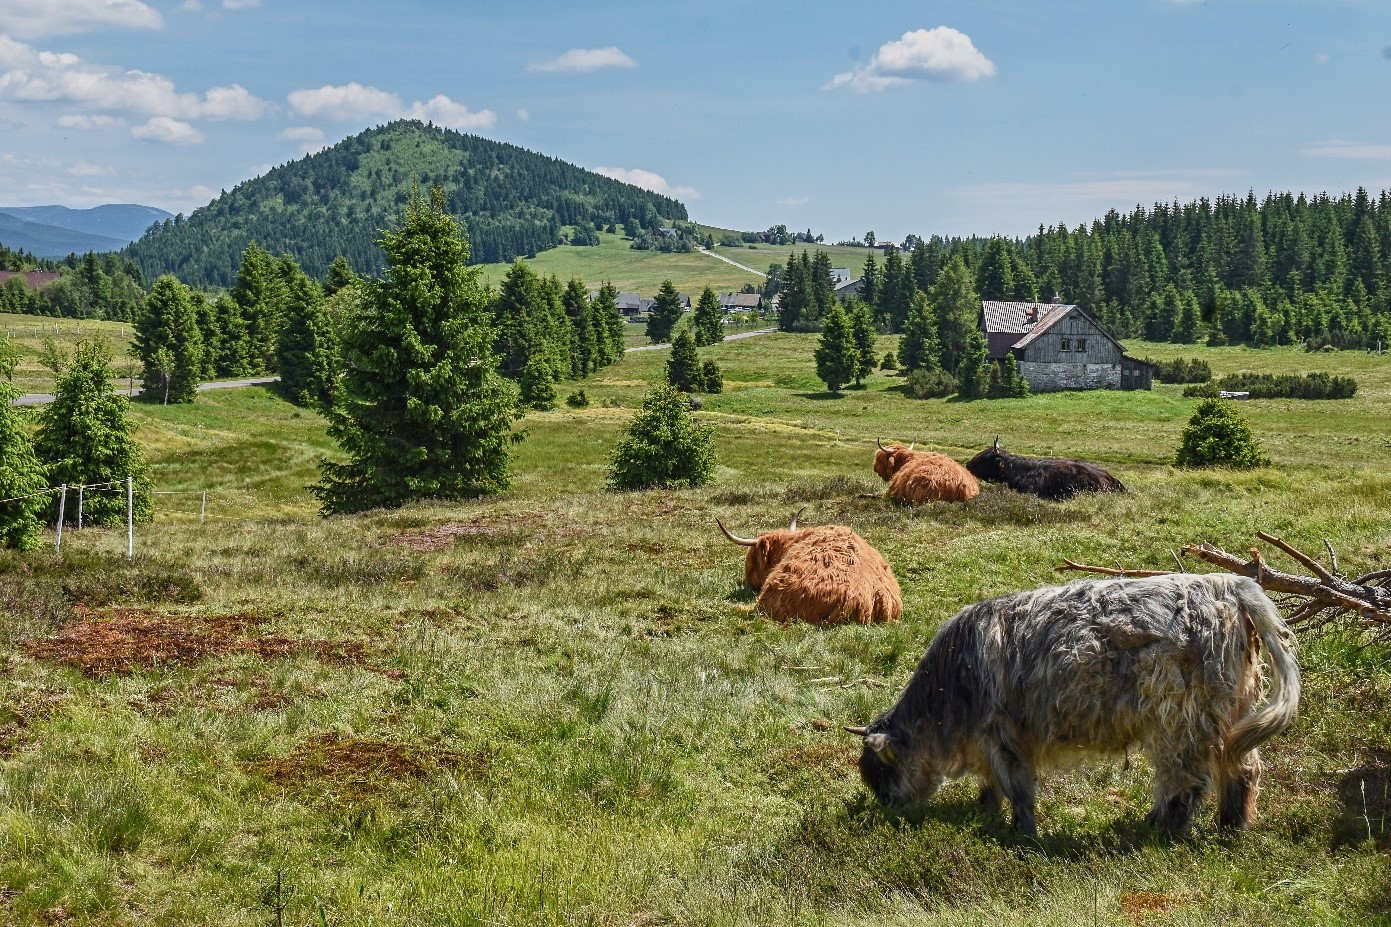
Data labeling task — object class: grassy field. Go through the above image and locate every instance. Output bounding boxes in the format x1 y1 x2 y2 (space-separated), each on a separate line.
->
473 231 765 295
0 313 136 395
1 334 1389 925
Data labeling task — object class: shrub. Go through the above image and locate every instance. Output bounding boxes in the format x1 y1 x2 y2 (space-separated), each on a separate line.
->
1213 371 1357 400
607 386 716 490
700 360 723 394
565 389 590 408
880 351 897 370
1147 357 1213 384
904 368 957 399
1182 382 1219 398
1175 398 1269 468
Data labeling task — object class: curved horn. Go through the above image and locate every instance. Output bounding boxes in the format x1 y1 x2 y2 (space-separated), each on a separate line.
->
716 518 757 546
844 725 869 736
907 442 915 451
993 435 1001 451
877 437 887 451
788 506 808 532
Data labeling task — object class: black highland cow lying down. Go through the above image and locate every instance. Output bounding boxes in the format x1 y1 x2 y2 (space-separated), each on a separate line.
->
966 436 1125 501
848 573 1300 837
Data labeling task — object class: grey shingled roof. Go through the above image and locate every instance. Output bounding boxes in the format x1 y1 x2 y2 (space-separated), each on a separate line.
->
980 300 1075 336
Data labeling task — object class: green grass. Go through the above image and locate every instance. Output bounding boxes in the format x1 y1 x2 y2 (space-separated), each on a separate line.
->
1 336 1389 925
1 313 136 395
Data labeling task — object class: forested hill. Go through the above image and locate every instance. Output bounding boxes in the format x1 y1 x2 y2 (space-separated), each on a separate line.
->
123 120 688 287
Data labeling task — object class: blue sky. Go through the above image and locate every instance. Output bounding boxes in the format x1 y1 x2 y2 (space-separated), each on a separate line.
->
2 0 1389 241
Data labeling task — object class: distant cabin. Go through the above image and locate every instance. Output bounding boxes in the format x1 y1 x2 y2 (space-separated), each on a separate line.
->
834 277 863 301
980 299 1153 392
719 292 761 313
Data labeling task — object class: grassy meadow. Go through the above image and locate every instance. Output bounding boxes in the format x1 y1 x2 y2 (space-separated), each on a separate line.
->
1 332 1389 925
0 314 136 395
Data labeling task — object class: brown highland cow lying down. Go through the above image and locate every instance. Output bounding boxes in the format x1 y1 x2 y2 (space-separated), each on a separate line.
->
874 440 980 504
849 573 1300 837
717 512 901 625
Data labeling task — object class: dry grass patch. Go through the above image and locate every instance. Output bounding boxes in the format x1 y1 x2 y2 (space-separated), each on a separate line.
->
251 734 489 801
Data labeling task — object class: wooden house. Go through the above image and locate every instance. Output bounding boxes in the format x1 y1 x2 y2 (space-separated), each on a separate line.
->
980 298 1152 391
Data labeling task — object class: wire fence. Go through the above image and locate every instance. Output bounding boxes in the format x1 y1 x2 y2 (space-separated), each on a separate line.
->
1 478 223 558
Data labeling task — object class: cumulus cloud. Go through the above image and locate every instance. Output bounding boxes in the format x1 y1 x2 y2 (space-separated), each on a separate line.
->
593 166 699 200
57 113 121 128
0 35 272 119
0 0 162 39
777 196 809 207
516 108 530 122
222 0 261 8
131 116 203 144
279 125 325 154
1304 140 1391 159
527 46 636 73
287 82 495 130
828 26 995 92
67 161 113 176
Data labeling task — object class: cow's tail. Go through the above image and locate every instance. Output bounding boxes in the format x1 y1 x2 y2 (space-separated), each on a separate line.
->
1225 576 1301 759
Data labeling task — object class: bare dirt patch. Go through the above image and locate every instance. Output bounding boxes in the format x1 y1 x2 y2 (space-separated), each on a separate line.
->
24 607 397 678
389 521 508 552
252 734 489 800
1119 890 1189 922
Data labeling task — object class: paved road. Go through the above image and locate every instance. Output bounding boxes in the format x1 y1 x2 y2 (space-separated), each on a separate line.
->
625 328 777 353
696 247 767 278
13 376 279 407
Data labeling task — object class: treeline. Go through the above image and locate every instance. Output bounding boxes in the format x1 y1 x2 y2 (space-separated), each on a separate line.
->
0 251 147 321
839 189 1391 350
124 120 688 287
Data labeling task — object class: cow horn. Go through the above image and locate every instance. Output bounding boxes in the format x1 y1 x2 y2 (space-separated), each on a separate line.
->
908 442 915 451
844 725 869 736
877 437 887 451
789 506 807 532
993 435 1001 451
716 518 757 546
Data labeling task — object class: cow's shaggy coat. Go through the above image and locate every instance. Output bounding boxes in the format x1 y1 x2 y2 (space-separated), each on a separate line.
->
851 573 1300 836
721 522 902 625
965 439 1124 501
874 443 980 504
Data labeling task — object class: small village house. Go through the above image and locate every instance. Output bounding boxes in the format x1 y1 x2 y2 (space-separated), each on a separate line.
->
980 298 1153 392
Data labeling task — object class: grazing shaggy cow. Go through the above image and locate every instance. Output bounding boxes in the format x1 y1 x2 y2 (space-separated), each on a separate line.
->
717 512 901 625
965 437 1125 501
874 440 980 504
848 573 1300 837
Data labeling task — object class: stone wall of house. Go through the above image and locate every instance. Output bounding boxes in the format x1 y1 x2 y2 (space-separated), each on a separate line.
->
1018 361 1121 392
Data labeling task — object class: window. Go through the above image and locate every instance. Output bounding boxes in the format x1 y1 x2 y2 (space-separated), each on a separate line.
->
1059 337 1071 351
1076 338 1087 352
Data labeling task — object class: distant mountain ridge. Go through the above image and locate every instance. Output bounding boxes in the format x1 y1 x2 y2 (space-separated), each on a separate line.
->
0 212 126 258
124 120 690 287
0 204 172 244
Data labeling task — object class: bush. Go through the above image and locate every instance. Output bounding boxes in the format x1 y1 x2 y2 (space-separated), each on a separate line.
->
607 386 716 490
700 360 723 394
1146 357 1213 384
904 368 957 399
1182 382 1219 398
880 351 897 370
1213 371 1357 400
1175 398 1269 468
565 389 590 408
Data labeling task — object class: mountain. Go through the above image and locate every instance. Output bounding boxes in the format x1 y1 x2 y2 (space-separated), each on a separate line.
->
0 204 172 244
0 212 128 258
124 120 690 287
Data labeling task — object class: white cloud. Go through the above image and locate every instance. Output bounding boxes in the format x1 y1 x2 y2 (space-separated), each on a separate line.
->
404 94 496 130
828 27 995 92
67 160 113 176
278 125 323 142
222 0 261 8
777 196 809 207
57 113 121 128
593 166 699 200
287 82 495 130
287 81 402 120
516 108 530 122
1304 140 1391 159
131 116 203 144
178 0 204 9
0 0 162 39
0 35 272 120
528 46 636 73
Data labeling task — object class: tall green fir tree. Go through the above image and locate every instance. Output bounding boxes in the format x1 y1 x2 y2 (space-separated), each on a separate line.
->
693 287 723 346
313 187 522 515
954 331 990 399
646 279 683 344
323 256 358 296
212 293 251 377
814 303 856 393
562 278 596 377
275 266 341 409
930 255 981 374
898 291 940 371
847 299 876 386
33 339 153 526
231 242 286 373
134 274 204 404
592 282 625 366
666 329 705 392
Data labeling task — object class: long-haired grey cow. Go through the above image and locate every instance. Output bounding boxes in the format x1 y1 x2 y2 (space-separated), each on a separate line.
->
848 573 1300 837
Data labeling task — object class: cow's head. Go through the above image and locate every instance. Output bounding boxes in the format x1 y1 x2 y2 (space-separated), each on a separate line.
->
873 438 916 481
716 508 807 589
846 720 947 808
965 435 1009 482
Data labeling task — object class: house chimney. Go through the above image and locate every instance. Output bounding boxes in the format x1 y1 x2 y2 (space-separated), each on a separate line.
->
1051 292 1062 305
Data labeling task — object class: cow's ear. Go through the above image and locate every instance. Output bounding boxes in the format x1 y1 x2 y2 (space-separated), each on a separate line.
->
865 732 896 763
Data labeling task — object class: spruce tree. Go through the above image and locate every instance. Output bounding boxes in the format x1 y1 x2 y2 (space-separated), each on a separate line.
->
666 329 705 392
1175 399 1269 468
814 303 856 393
593 282 625 365
519 355 557 410
700 359 723 394
694 287 723 345
930 255 981 374
955 331 989 399
562 278 595 377
0 338 47 550
646 279 683 344
275 268 341 408
33 339 152 526
607 385 715 490
212 294 251 377
313 187 521 515
134 275 204 404
323 256 358 297
847 299 876 386
1003 353 1030 397
231 242 285 373
898 291 940 371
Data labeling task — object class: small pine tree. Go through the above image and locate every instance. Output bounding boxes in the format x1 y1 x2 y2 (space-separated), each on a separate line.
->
666 329 704 392
881 351 897 370
519 356 557 410
33 339 153 526
986 360 1006 398
814 303 856 393
135 275 204 404
593 282 625 366
904 367 957 399
694 287 724 346
1003 353 1030 397
955 331 989 398
1175 398 1269 468
898 292 940 371
0 348 47 549
847 300 876 386
607 385 716 490
700 359 723 394
276 269 341 408
323 256 358 296
646 279 684 344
